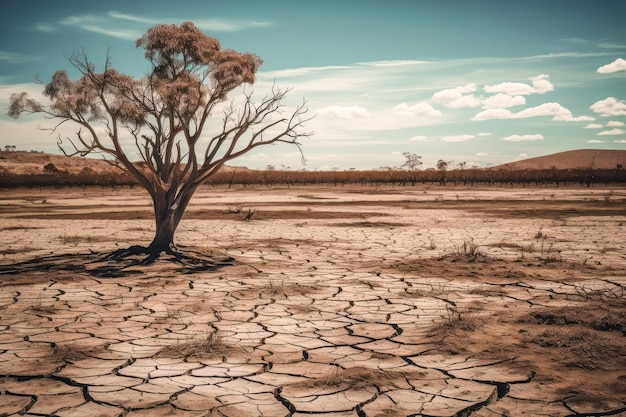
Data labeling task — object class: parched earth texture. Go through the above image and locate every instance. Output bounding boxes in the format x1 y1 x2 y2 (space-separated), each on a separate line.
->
0 185 625 417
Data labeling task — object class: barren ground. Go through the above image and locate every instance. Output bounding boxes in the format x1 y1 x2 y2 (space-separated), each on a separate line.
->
0 184 625 417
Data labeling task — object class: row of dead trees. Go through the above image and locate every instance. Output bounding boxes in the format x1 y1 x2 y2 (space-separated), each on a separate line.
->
1 167 626 189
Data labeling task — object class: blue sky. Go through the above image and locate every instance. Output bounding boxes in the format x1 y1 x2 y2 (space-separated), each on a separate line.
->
1 0 625 170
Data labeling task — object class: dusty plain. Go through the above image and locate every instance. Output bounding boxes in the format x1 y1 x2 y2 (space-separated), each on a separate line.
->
0 184 625 417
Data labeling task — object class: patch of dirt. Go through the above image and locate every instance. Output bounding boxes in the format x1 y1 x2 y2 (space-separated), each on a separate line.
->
373 255 623 283
430 298 626 411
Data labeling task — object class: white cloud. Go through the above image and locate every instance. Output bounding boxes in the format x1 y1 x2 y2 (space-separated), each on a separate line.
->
432 84 481 108
42 11 272 41
106 11 159 24
584 123 604 129
597 58 626 74
0 51 41 64
514 103 594 121
432 83 477 100
472 108 512 121
502 134 544 142
261 65 353 78
484 74 554 96
391 103 443 118
409 136 429 141
317 105 369 118
587 139 606 143
448 94 482 108
58 15 141 40
441 134 474 142
432 89 461 103
607 120 625 127
473 103 593 122
597 128 625 136
482 93 526 109
475 152 488 156
477 132 492 136
590 97 626 117
357 60 434 67
34 24 56 32
614 139 626 144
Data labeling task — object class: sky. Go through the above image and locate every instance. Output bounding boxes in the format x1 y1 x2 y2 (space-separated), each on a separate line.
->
1 0 625 170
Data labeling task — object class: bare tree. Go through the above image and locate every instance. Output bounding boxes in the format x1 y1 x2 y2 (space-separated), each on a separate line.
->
436 159 448 186
9 22 312 261
402 152 423 171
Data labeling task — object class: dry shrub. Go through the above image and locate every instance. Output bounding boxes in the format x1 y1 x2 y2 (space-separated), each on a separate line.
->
51 344 111 363
434 304 483 332
529 329 623 371
235 281 320 299
440 239 487 262
291 366 413 391
154 331 244 359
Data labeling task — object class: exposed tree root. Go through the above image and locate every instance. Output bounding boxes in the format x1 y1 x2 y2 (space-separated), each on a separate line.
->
0 245 234 279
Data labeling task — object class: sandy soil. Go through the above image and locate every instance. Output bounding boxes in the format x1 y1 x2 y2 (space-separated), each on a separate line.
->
0 184 625 417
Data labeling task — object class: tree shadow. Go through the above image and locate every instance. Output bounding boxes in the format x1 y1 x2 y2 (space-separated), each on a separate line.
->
0 245 235 279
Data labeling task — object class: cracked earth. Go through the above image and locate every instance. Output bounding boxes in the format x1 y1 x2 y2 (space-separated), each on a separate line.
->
1 185 625 416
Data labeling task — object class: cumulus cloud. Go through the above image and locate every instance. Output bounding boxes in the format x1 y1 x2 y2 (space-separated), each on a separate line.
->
409 136 429 141
484 74 554 95
432 83 477 100
391 103 443 118
514 103 594 121
597 128 625 136
614 139 626 144
441 134 474 142
473 103 593 122
607 120 625 127
502 134 544 142
482 93 526 109
317 105 370 118
472 108 512 121
587 139 606 143
477 132 492 136
590 97 626 117
449 95 483 108
432 84 481 108
597 58 626 74
584 123 603 128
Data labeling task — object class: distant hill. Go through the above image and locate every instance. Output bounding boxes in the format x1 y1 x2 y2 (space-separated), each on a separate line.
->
495 149 626 171
0 151 248 176
0 151 119 176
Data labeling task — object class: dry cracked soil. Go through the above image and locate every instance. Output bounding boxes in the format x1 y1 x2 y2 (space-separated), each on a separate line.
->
0 184 625 417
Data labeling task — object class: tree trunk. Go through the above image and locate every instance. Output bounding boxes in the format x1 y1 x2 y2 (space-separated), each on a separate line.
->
148 211 177 254
147 188 196 256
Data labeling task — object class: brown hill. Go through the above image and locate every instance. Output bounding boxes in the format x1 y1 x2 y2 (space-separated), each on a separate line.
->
0 151 247 176
0 151 120 176
496 149 626 171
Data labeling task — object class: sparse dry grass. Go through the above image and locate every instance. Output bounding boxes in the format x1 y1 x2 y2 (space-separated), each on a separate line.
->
155 331 244 359
435 304 483 332
439 239 487 262
290 366 413 391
